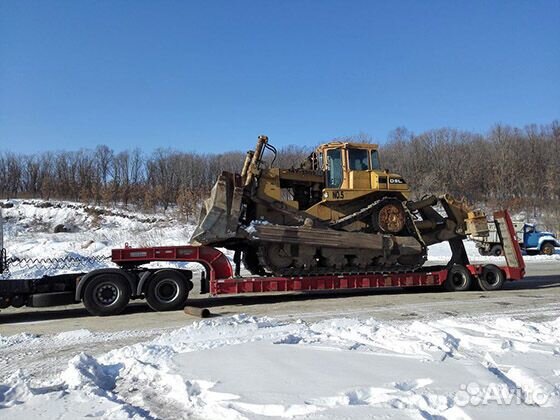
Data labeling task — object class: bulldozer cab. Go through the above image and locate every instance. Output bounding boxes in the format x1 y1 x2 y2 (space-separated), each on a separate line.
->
316 142 409 201
319 142 381 188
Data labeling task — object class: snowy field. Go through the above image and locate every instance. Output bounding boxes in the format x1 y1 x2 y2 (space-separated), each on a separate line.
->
2 314 560 419
1 200 560 419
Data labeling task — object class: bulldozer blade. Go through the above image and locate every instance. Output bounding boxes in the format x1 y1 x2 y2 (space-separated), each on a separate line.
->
190 171 244 246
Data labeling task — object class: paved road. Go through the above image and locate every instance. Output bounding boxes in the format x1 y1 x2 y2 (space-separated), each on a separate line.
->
1 261 559 383
1 261 559 334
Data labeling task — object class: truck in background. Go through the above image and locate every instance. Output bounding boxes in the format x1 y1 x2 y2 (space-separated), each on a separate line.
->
472 220 559 256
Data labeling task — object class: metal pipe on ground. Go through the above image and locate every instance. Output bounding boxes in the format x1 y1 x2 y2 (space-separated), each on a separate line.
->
184 306 211 318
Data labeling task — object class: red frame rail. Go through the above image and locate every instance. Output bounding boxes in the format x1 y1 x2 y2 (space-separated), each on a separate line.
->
111 210 525 296
213 269 449 295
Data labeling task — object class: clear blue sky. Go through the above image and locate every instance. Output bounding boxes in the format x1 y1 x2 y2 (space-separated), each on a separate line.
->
1 0 559 154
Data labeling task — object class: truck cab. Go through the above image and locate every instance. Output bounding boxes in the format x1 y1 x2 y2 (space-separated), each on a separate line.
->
522 224 559 255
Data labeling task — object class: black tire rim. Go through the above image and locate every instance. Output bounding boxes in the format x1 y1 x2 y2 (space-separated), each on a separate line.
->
93 282 120 306
154 279 180 303
451 272 467 288
484 271 500 286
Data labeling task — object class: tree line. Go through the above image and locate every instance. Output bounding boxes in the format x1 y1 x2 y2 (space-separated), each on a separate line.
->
382 122 559 212
1 121 558 225
0 143 310 220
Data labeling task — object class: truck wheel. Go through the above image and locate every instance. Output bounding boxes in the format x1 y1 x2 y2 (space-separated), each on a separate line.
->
477 247 489 256
490 245 503 257
541 243 555 256
83 274 130 316
145 270 191 312
444 265 472 292
478 264 505 291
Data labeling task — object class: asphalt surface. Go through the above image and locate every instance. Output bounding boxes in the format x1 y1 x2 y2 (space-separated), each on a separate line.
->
1 261 559 335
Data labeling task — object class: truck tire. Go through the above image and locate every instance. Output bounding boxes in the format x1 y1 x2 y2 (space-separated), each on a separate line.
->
489 245 503 257
444 265 472 292
82 274 131 316
145 270 191 312
541 242 555 256
477 247 489 256
477 264 505 291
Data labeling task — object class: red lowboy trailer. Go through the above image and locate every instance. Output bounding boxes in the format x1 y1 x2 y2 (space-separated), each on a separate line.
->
0 211 525 316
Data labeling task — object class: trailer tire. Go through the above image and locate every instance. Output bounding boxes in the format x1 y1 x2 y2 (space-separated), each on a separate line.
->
444 265 472 292
11 295 26 308
0 296 9 309
490 245 503 257
145 270 190 312
478 264 505 291
83 274 131 316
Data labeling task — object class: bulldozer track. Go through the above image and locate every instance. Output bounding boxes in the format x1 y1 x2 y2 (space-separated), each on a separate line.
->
255 244 427 278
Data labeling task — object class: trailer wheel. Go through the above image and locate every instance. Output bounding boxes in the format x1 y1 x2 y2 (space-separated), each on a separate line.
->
0 296 9 309
11 295 25 308
444 265 472 292
83 274 130 316
489 245 503 257
145 270 191 312
478 264 505 291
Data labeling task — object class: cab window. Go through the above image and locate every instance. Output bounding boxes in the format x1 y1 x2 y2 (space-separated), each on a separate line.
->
326 149 343 188
371 150 381 170
348 149 369 170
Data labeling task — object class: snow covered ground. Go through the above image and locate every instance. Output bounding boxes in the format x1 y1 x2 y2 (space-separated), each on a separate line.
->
1 200 560 419
2 314 560 419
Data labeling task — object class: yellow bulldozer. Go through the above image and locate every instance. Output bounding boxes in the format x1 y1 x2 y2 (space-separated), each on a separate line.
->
191 135 488 276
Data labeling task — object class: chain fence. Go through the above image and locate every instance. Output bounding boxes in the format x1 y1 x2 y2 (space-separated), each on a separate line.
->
0 251 111 279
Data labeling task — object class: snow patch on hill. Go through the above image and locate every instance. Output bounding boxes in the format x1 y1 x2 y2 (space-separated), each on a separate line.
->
1 200 197 278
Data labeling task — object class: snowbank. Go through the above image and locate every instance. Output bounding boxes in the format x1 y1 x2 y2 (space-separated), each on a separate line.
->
1 314 559 419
